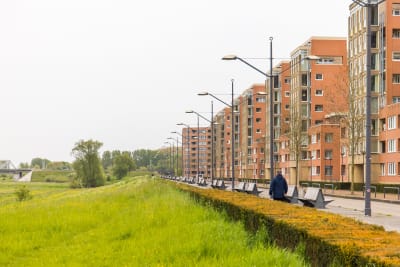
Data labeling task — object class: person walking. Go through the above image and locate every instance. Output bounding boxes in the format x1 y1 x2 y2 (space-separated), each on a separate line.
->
269 171 289 202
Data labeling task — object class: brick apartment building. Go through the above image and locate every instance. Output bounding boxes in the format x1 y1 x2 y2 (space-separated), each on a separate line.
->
175 2 400 187
281 37 348 184
238 84 267 179
181 126 211 178
349 0 400 184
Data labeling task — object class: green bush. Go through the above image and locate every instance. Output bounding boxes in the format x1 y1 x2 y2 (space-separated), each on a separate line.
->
14 186 32 201
69 177 82 189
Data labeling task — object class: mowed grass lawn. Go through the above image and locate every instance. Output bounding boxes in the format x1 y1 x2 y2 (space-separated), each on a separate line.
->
0 177 308 267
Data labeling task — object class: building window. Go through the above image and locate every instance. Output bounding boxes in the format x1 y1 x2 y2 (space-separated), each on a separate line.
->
284 78 290 84
394 52 400 61
393 74 400 84
388 116 397 130
256 97 265 103
388 162 396 176
325 150 333 159
256 107 261 113
325 166 333 176
325 133 333 143
311 134 317 144
315 105 323 112
315 120 323 125
256 118 261 123
393 97 400 103
393 4 400 16
317 58 334 64
393 29 400 38
381 163 385 176
285 91 290 97
285 104 290 109
315 89 323 96
388 139 396 152
256 129 261 133
315 73 323 80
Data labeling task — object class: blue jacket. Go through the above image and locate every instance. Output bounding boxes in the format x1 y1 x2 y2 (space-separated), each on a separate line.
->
269 174 288 199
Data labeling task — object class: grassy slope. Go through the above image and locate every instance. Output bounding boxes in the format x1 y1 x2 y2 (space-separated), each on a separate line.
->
0 177 307 267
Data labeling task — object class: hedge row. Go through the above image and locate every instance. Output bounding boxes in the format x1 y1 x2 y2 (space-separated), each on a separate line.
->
173 182 400 266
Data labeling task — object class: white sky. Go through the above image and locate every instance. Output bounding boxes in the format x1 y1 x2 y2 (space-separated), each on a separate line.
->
0 0 352 165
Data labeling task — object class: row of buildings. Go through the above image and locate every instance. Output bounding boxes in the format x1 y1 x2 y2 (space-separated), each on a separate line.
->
179 1 400 185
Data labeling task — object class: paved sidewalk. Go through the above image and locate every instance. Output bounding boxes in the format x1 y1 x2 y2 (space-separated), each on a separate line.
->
323 196 400 232
233 181 400 233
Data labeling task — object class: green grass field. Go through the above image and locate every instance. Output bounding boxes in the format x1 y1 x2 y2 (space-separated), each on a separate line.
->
31 170 73 183
0 177 308 266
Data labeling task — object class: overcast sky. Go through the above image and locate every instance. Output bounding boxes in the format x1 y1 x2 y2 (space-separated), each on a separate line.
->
0 0 351 165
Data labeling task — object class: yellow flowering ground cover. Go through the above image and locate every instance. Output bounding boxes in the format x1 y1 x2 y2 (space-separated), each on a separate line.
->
175 182 400 266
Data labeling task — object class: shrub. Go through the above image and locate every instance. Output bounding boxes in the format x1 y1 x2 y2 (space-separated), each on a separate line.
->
174 181 400 266
70 177 82 189
14 186 32 201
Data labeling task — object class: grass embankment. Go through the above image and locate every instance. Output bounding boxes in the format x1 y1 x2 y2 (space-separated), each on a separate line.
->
31 170 73 183
0 177 308 266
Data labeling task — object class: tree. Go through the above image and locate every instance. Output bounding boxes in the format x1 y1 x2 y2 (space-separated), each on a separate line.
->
289 104 306 187
30 158 50 169
71 139 105 187
325 71 364 193
112 152 135 179
101 151 113 170
19 162 30 169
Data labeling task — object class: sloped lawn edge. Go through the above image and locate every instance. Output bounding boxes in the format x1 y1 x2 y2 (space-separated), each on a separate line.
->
172 182 400 266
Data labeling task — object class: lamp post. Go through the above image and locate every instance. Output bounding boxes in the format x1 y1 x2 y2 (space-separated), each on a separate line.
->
223 38 274 182
351 0 385 216
177 123 191 178
222 42 319 183
198 79 236 191
186 107 215 184
172 131 184 177
164 141 173 175
169 135 180 176
167 137 177 176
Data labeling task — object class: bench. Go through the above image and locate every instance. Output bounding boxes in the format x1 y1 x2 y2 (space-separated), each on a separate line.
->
245 182 262 195
197 178 207 186
286 185 299 203
216 179 226 190
234 182 247 192
298 187 333 209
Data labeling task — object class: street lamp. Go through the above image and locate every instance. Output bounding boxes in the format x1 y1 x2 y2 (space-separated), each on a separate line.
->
177 123 191 178
169 134 180 176
198 79 236 191
167 137 176 176
351 0 385 216
164 141 173 175
223 40 319 183
186 106 215 184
